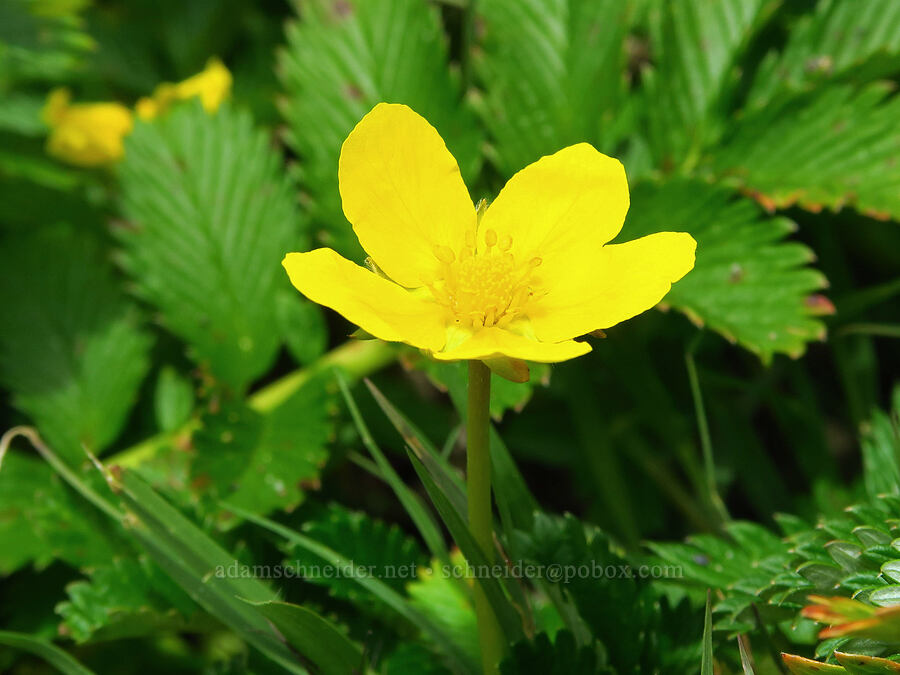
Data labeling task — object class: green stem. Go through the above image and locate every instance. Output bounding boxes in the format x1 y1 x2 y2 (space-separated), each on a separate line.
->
467 360 503 675
685 349 729 525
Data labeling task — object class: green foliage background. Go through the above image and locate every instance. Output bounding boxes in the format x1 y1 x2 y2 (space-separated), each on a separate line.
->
0 0 899 673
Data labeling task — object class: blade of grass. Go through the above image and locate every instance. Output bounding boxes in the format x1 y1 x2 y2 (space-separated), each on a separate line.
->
0 631 96 675
701 590 714 675
245 600 364 675
406 448 524 645
738 634 757 675
336 371 447 561
686 344 729 525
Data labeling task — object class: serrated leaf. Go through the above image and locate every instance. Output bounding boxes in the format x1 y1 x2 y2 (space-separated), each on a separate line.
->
277 0 482 254
474 0 628 175
232 504 476 673
0 225 153 462
56 555 197 643
0 0 93 83
861 387 900 500
117 102 305 390
836 651 900 674
624 180 828 361
638 0 776 167
275 290 327 366
748 0 900 108
0 452 119 573
284 503 425 606
153 366 195 433
192 372 334 522
783 653 846 674
709 84 900 221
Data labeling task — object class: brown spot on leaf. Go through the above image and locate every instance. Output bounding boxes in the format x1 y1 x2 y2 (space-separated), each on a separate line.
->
805 294 836 316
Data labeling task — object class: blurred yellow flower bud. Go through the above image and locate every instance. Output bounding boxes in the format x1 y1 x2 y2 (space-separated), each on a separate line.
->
42 88 134 167
136 58 232 120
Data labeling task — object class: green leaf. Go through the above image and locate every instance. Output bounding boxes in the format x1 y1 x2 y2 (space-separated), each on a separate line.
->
277 0 482 254
117 102 305 390
0 0 93 83
275 290 328 366
283 503 426 606
406 553 480 666
474 0 628 175
708 83 900 221
153 366 195 433
835 651 900 674
783 654 846 674
0 225 153 462
638 0 776 168
860 386 900 500
747 0 900 107
0 452 119 573
382 642 454 675
0 630 95 675
192 372 334 522
246 600 364 675
499 630 606 675
230 504 477 674
56 555 197 643
624 180 829 361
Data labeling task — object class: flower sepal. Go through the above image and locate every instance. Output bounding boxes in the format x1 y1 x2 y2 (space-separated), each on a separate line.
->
349 326 377 340
483 356 529 383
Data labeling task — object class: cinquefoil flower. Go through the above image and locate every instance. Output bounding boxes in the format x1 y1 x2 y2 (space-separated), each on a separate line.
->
43 89 133 167
283 103 696 365
136 58 232 120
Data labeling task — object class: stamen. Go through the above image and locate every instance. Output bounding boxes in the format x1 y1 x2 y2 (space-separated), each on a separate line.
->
433 244 456 264
424 228 542 328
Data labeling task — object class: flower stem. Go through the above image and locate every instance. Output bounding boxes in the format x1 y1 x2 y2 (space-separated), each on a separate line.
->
467 360 503 674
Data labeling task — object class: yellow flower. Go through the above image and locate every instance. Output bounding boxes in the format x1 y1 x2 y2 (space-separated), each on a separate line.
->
42 88 134 167
283 103 696 365
136 58 232 120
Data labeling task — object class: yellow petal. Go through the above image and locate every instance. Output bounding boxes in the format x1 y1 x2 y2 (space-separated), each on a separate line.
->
432 326 590 363
478 143 629 294
528 232 697 342
338 103 475 288
283 248 447 351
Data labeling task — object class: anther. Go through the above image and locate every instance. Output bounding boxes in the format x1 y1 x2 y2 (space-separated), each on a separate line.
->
499 234 512 251
484 229 498 248
529 257 542 268
433 244 456 264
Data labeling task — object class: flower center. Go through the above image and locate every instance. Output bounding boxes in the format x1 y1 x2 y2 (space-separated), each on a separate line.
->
427 228 542 328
